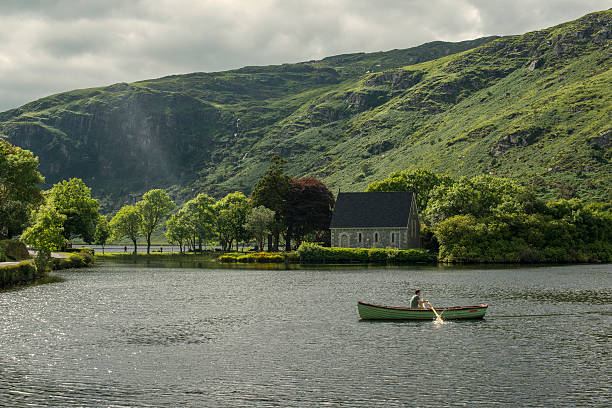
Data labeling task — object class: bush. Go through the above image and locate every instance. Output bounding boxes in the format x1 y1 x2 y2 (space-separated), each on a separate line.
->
218 252 286 263
0 260 40 287
0 239 31 261
0 246 5 262
50 250 95 270
295 242 434 264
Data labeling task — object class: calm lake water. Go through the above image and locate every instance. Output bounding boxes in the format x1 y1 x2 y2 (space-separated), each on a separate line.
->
1 261 610 407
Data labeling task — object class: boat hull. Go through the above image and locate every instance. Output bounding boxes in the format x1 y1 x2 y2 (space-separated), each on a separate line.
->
358 301 488 320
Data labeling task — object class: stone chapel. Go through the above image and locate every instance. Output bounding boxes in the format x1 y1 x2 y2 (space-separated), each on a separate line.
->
329 191 420 249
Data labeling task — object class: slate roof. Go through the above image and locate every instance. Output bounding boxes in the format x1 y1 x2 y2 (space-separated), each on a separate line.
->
329 192 415 228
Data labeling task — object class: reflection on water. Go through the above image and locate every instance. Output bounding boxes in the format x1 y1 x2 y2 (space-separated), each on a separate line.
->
0 263 610 407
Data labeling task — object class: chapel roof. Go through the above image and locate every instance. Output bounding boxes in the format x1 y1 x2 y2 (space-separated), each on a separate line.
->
329 191 415 228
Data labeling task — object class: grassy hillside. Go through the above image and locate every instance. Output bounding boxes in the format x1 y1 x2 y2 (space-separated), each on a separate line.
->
1 9 610 210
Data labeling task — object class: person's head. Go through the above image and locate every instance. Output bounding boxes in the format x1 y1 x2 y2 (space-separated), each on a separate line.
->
415 289 421 295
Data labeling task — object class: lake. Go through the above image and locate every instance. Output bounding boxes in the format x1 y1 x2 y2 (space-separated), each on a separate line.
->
1 261 610 407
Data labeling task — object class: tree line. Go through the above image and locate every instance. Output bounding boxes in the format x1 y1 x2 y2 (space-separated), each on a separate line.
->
368 168 612 262
2 141 334 257
4 136 610 263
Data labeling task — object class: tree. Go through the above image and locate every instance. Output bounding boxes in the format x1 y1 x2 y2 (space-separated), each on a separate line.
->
21 203 68 271
94 215 111 254
251 156 290 251
0 140 44 238
244 206 275 251
137 189 175 254
284 177 335 250
367 168 453 213
165 212 192 254
425 175 526 226
214 192 250 251
46 178 100 244
110 205 141 254
180 193 216 252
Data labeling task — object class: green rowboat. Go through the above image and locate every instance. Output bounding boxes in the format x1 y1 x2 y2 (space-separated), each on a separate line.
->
358 301 488 320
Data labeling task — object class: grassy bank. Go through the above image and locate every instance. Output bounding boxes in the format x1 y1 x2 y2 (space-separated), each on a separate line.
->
96 252 218 262
0 260 42 288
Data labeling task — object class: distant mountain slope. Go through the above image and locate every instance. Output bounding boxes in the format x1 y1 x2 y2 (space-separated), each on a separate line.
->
1 9 610 211
0 37 495 209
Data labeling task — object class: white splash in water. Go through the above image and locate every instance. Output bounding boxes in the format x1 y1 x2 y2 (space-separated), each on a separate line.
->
433 316 448 325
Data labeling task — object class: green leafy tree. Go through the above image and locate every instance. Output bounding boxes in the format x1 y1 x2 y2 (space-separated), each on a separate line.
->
180 193 216 252
425 175 526 226
21 203 68 270
137 189 175 254
110 205 141 254
244 206 275 251
367 168 453 213
251 156 290 251
94 215 111 254
214 192 250 251
46 178 100 244
0 140 44 238
165 211 192 254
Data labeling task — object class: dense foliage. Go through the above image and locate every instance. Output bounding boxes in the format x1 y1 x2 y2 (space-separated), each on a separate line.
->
94 215 111 253
137 189 175 254
251 156 291 251
0 239 31 262
46 178 100 243
0 140 44 238
166 193 215 253
214 192 250 251
370 169 612 263
109 205 141 253
243 206 275 252
20 203 68 253
218 252 286 264
295 242 434 264
284 177 335 249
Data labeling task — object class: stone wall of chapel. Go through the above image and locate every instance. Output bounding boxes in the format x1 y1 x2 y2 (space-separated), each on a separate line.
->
331 227 419 249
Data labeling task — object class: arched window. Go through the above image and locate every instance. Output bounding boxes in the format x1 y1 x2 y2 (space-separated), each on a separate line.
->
391 232 395 243
340 234 349 247
358 232 362 243
374 232 379 243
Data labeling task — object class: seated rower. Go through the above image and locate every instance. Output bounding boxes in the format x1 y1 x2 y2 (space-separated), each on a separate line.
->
410 289 428 308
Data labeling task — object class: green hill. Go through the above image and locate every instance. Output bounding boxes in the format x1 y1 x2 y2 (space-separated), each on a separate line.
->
1 9 610 210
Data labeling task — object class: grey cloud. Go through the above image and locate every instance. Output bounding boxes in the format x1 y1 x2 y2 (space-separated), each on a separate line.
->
466 0 611 35
0 0 610 112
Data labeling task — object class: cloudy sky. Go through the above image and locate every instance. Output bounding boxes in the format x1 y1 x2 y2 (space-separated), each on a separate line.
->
0 0 609 111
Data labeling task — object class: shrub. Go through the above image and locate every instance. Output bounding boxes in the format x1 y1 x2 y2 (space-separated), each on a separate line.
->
50 249 95 270
218 255 238 263
218 252 287 263
295 243 434 264
0 239 30 261
68 253 85 268
0 246 5 262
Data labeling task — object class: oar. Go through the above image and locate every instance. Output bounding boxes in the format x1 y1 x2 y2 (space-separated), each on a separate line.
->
426 301 444 322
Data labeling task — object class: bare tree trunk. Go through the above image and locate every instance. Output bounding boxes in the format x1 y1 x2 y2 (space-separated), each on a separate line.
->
285 226 292 251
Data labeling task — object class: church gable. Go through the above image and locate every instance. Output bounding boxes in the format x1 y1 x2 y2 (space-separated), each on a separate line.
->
329 192 420 249
329 191 415 228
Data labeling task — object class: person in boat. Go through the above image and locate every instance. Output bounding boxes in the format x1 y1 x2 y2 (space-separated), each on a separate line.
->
410 289 428 308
